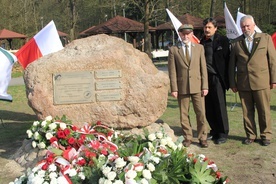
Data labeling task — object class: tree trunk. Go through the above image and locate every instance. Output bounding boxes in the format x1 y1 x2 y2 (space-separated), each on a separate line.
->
144 0 151 58
210 0 216 17
69 0 77 41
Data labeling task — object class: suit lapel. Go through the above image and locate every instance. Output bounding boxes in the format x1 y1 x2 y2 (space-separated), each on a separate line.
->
177 45 189 66
240 39 250 55
251 37 261 56
190 43 196 65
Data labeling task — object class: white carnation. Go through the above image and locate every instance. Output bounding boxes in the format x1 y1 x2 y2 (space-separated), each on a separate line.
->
114 180 124 184
150 156 160 164
125 170 137 179
128 156 140 164
33 132 40 140
140 178 149 184
142 169 152 180
41 120 47 127
125 178 137 184
115 157 127 168
177 143 183 149
147 163 155 172
148 133 156 141
49 172 58 179
45 116 53 121
38 142 46 149
155 152 161 157
104 180 112 184
171 144 178 151
68 168 77 177
156 131 163 139
37 170 46 177
165 136 172 142
160 138 167 146
31 176 44 184
26 130 33 138
78 172 86 180
48 164 57 172
59 122 67 130
48 123 57 130
99 178 105 184
57 176 69 183
102 166 112 176
49 177 58 184
148 142 154 152
167 140 175 148
198 154 206 161
107 171 117 180
32 141 37 148
134 165 144 172
45 132 53 140
33 121 39 126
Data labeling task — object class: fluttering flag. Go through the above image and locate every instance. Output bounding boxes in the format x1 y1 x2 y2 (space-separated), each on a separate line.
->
16 20 63 69
236 11 262 33
166 8 200 43
0 48 17 102
223 3 241 39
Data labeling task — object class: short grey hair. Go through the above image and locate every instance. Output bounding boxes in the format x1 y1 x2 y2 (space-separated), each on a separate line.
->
240 15 255 24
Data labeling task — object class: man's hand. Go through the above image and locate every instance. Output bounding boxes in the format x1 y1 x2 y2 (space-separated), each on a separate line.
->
171 91 178 98
202 89 208 97
270 83 276 89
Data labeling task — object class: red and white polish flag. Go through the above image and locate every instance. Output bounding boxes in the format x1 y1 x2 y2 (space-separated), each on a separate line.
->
16 20 63 69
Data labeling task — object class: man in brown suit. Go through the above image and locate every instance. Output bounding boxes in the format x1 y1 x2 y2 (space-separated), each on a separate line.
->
229 15 276 146
168 24 209 148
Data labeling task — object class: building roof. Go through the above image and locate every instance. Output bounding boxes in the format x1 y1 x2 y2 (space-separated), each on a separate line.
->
58 30 68 37
214 15 226 27
156 13 204 30
81 15 155 35
0 29 27 39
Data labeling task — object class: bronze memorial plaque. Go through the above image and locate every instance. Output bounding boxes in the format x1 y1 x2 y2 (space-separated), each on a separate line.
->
53 71 94 105
95 70 122 79
95 80 122 90
96 92 122 102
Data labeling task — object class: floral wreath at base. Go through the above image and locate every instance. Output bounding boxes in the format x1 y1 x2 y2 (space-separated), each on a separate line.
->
10 115 229 184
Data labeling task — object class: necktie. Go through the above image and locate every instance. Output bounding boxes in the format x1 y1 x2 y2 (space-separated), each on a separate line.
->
185 44 190 64
247 36 253 53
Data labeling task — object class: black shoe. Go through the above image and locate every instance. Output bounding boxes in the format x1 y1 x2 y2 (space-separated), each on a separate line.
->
199 140 208 148
182 140 192 147
207 135 213 140
214 137 227 144
261 139 270 146
243 138 255 145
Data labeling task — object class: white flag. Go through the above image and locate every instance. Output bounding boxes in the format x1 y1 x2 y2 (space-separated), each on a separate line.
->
224 3 241 39
0 48 17 102
236 11 262 33
166 9 199 43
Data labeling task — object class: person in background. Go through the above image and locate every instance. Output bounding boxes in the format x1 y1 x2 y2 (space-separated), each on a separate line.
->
168 24 209 148
229 15 276 146
200 18 230 144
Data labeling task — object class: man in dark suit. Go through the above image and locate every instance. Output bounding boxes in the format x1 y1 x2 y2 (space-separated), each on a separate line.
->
229 15 276 146
200 18 230 144
168 24 209 148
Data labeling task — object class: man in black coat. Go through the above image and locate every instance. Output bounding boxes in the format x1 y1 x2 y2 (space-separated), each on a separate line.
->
200 18 230 144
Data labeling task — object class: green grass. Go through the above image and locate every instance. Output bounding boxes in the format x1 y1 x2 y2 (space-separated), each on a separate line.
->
11 71 24 78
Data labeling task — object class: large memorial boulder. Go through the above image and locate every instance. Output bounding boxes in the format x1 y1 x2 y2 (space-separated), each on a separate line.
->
24 34 169 128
